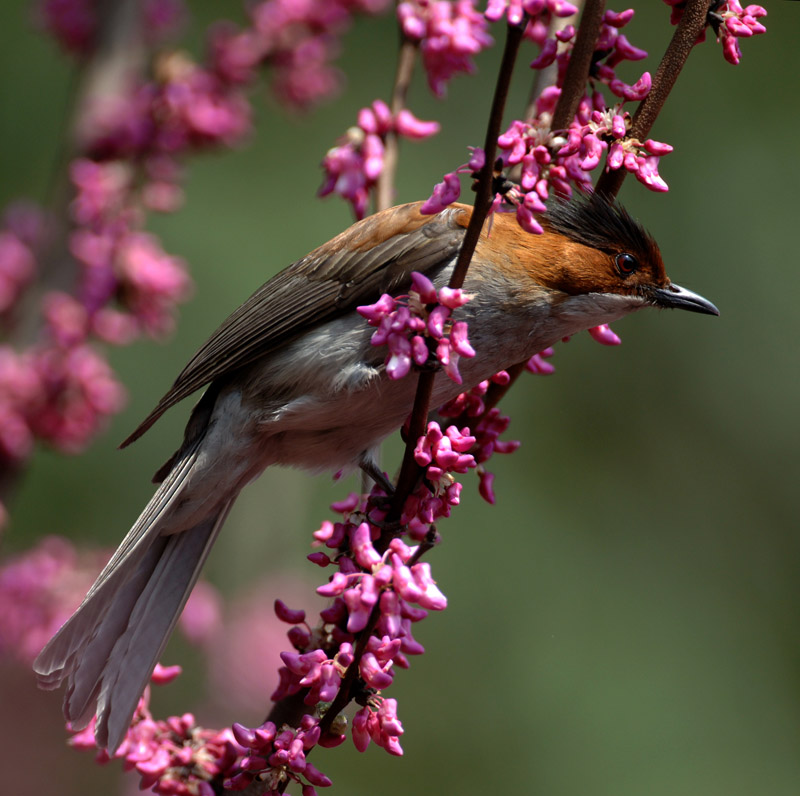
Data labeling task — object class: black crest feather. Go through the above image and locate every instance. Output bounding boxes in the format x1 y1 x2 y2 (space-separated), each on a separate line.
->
544 193 660 263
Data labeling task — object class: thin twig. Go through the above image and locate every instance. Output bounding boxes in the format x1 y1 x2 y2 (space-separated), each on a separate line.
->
550 0 606 133
480 0 606 421
391 18 527 512
375 34 419 212
258 19 528 764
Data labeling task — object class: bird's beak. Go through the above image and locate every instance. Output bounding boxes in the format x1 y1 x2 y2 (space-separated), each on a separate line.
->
650 283 720 316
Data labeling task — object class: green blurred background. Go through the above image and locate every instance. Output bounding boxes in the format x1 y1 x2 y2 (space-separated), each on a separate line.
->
2 2 799 794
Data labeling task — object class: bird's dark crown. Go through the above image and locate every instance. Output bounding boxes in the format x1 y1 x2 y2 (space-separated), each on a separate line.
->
544 192 661 266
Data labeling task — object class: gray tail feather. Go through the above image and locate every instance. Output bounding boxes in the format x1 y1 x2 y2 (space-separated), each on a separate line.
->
33 437 233 753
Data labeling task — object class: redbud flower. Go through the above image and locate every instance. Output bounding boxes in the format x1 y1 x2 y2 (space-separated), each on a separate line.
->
420 171 462 214
664 0 766 65
320 100 439 218
0 536 105 663
0 229 36 315
357 273 474 383
399 0 493 97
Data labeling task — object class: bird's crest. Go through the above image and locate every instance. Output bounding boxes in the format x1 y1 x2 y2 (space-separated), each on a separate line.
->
544 192 661 265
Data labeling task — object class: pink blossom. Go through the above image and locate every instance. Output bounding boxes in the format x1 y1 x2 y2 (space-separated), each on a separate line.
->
588 323 622 346
115 232 192 336
395 108 441 139
69 672 247 794
28 343 126 454
526 347 556 375
227 713 332 789
209 23 266 85
485 0 579 28
320 100 439 219
665 0 766 65
414 421 476 482
557 106 673 194
70 159 130 226
0 231 36 314
43 292 88 347
399 0 494 97
0 347 41 462
246 0 391 110
420 171 462 214
357 273 474 383
0 536 107 663
352 697 404 755
478 467 496 503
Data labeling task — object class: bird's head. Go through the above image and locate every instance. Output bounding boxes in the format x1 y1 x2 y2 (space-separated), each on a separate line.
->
475 193 719 318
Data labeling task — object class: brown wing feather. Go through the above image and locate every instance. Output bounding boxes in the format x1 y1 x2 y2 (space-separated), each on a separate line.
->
121 202 470 447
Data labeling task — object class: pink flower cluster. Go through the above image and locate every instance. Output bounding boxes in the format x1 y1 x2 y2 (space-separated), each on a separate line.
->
71 666 245 796
438 375 521 503
66 159 192 341
414 421 476 483
227 715 332 793
0 536 219 666
0 536 105 663
319 100 440 218
357 271 475 383
664 1 766 66
353 696 404 755
398 0 494 97
225 477 455 787
422 8 665 227
1 214 132 467
486 0 579 41
0 204 41 318
248 0 393 110
558 104 673 194
0 338 125 468
40 0 391 111
531 8 650 99
312 512 446 643
0 154 190 491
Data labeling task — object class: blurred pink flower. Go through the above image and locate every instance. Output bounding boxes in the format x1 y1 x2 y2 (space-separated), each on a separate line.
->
399 0 494 97
0 231 36 315
115 232 192 336
0 536 107 664
320 101 439 218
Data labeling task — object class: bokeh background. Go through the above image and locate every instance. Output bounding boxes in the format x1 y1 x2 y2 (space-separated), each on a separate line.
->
1 2 798 795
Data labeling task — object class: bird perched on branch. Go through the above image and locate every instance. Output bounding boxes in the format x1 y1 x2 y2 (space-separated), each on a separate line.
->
34 194 718 752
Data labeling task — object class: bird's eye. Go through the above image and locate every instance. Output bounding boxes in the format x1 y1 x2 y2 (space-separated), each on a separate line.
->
615 252 639 277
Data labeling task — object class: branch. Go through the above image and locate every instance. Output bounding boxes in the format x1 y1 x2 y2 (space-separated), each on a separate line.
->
479 0 607 422
521 1 585 122
595 0 713 198
550 0 606 133
375 34 419 212
391 17 527 510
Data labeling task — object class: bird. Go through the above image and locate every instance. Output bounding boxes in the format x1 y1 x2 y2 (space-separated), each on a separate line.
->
33 193 718 752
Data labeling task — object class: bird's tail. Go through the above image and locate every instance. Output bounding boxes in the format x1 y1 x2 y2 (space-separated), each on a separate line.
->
33 437 232 753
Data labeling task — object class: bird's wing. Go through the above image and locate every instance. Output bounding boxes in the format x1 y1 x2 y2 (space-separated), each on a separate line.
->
122 202 470 446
